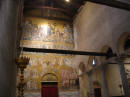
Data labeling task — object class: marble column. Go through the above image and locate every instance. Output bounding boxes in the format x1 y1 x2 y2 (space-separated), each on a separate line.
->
100 65 109 97
88 72 95 97
116 57 130 97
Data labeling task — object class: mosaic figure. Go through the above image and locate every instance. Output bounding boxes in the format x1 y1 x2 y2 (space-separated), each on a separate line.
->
24 70 30 78
23 20 32 40
33 69 38 78
27 80 37 90
46 23 54 37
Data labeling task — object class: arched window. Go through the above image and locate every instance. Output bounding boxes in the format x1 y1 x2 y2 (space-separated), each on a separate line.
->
92 57 96 67
88 56 97 69
118 32 130 54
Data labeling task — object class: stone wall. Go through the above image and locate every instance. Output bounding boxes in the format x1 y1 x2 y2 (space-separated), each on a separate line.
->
0 0 18 97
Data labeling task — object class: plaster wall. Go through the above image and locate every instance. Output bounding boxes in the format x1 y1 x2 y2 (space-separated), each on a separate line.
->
73 2 130 65
0 0 18 97
73 2 130 97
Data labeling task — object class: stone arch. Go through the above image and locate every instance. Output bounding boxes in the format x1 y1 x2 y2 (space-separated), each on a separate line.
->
124 36 130 51
117 32 130 54
42 73 58 81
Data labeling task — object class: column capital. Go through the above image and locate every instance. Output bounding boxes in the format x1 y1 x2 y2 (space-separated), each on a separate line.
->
115 57 125 63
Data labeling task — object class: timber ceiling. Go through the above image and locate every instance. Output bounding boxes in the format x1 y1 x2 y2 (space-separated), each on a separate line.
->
24 0 84 18
24 0 130 18
117 0 130 4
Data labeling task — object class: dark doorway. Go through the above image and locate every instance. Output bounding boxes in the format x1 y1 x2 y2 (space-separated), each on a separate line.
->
94 88 102 97
41 82 59 97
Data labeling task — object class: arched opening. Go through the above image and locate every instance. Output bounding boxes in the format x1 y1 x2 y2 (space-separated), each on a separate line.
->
119 33 130 92
124 35 130 53
118 32 130 54
114 32 130 97
42 73 58 81
41 73 59 97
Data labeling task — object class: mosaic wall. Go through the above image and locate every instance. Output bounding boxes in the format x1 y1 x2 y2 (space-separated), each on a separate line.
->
19 17 78 92
21 17 74 50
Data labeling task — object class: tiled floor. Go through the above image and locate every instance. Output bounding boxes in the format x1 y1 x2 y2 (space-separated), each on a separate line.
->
24 91 79 97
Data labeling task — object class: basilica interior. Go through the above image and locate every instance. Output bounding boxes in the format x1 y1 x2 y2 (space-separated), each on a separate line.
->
0 0 130 97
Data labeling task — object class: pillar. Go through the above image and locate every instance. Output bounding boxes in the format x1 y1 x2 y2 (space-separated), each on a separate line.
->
116 57 130 97
100 65 109 97
88 71 95 97
0 0 18 97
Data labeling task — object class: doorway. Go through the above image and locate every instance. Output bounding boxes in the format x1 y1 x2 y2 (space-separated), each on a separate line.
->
94 88 102 97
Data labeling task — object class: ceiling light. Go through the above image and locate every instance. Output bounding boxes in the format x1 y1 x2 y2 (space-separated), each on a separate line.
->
65 0 70 3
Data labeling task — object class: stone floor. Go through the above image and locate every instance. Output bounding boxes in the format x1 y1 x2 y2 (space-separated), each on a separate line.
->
24 91 79 97
59 91 79 97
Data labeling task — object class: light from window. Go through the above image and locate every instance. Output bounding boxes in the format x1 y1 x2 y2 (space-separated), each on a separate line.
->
92 58 96 66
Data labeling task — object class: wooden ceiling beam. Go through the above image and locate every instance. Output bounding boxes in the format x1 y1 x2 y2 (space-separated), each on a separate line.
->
24 5 68 13
54 0 77 9
24 5 73 17
25 0 47 5
24 0 83 17
85 0 130 11
53 0 76 17
61 0 81 8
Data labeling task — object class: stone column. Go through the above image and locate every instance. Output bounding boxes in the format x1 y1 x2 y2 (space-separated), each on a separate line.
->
88 71 95 97
116 57 130 97
0 0 18 97
100 65 109 97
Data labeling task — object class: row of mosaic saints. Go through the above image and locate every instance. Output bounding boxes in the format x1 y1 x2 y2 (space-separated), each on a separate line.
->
22 19 73 43
19 18 78 91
